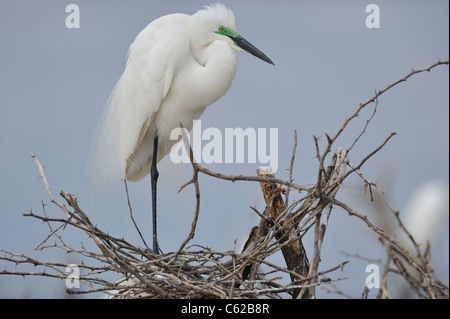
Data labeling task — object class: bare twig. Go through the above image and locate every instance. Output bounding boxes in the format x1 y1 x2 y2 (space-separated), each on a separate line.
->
124 180 150 250
1 61 447 299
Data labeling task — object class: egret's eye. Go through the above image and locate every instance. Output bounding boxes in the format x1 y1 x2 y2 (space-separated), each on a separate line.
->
218 26 225 32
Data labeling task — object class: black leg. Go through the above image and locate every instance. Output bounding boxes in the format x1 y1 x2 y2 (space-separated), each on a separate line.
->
151 135 160 254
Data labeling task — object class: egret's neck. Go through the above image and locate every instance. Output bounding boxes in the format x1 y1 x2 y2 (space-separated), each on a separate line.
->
193 40 237 106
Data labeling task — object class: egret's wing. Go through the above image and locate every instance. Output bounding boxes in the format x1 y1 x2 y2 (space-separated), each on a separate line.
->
89 14 188 194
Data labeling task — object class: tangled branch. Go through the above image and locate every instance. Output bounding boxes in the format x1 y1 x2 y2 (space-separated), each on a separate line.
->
1 60 448 299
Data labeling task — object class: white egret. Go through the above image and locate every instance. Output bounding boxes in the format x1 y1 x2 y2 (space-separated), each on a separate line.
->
90 3 274 254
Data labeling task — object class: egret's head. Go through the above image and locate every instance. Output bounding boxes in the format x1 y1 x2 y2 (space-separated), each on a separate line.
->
192 3 274 65
214 25 274 65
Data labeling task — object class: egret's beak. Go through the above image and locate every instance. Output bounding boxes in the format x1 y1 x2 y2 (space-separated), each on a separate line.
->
230 35 275 65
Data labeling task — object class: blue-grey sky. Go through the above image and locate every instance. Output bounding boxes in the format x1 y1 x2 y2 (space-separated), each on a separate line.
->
0 0 448 298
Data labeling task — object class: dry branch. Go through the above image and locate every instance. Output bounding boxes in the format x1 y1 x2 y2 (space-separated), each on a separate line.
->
1 60 448 299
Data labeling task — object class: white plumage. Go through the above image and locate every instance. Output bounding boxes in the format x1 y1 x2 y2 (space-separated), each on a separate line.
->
90 4 245 190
